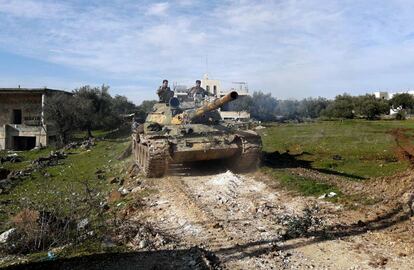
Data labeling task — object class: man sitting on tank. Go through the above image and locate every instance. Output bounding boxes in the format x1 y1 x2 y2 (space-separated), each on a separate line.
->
157 79 174 103
188 80 212 101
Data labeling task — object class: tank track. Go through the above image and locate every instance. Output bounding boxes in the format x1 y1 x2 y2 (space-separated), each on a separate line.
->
229 135 262 172
135 140 168 178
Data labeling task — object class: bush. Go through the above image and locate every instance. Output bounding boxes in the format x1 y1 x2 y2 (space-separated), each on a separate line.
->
396 111 406 120
2 180 106 254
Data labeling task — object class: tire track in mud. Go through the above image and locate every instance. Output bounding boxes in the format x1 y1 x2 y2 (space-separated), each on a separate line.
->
156 176 240 251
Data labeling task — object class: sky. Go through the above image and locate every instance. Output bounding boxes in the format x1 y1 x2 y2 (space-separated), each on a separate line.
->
1 0 414 104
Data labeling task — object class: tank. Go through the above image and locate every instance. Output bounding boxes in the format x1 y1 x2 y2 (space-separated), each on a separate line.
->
132 91 262 177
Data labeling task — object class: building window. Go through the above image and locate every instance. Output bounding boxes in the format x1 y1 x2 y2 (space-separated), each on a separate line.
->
213 85 217 95
206 85 210 92
12 109 22 124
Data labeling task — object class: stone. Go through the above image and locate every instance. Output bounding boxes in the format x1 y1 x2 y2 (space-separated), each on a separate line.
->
318 194 327 199
77 218 89 230
327 192 337 198
213 223 223 229
118 178 125 185
0 228 17 244
131 186 142 193
118 187 130 195
401 191 414 215
108 177 119 184
0 179 12 193
100 201 109 210
108 191 122 203
47 251 56 260
138 239 148 249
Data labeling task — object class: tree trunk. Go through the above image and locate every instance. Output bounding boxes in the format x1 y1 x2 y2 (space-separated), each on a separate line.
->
87 128 93 138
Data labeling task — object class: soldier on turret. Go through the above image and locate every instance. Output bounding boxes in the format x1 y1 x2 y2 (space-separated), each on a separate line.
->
157 79 174 103
188 80 212 99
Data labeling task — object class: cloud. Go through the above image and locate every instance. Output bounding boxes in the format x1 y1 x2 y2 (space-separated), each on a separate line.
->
146 2 169 16
0 0 69 19
1 0 414 102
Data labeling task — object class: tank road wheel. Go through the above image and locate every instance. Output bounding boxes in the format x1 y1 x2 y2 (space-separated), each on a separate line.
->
228 136 262 173
136 142 168 178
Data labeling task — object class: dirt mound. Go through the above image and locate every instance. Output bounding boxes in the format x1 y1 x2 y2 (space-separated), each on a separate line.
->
390 128 414 164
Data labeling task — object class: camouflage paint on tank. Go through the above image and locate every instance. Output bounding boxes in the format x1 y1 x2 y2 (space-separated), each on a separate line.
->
132 91 262 177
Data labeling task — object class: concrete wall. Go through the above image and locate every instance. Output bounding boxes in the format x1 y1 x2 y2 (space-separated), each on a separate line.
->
0 125 51 150
0 93 42 126
220 111 250 120
201 74 222 96
0 126 5 150
0 92 54 150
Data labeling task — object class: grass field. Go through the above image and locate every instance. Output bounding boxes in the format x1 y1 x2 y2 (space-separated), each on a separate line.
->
0 132 130 234
259 119 414 200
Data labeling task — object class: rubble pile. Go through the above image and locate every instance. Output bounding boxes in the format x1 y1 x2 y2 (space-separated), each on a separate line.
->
0 178 12 195
276 206 323 239
0 153 22 164
32 151 67 168
208 171 242 195
0 168 32 194
110 221 173 251
64 138 95 150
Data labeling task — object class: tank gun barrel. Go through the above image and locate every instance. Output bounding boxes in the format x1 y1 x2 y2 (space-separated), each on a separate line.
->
192 91 238 119
171 91 239 125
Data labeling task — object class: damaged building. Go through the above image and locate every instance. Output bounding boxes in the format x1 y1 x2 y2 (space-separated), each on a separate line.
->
0 88 71 150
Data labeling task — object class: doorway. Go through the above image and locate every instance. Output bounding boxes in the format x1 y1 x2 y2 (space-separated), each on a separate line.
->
13 136 36 150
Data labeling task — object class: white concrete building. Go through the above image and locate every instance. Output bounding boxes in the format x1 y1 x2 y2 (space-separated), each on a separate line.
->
372 90 414 115
201 74 251 120
201 73 222 96
373 91 389 100
373 90 414 100
0 88 71 150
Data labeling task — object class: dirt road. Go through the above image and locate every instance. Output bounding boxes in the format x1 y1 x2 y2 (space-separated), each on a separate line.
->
135 167 414 269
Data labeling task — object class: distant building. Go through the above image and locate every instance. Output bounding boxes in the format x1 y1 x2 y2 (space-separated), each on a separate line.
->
0 88 71 150
202 74 251 120
173 75 252 120
172 84 189 100
372 90 414 115
373 90 414 100
201 73 222 96
373 91 389 100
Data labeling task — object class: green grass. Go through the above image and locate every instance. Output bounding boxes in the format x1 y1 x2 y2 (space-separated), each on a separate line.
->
260 119 414 201
260 119 414 179
0 131 133 266
262 167 341 198
0 147 55 171
0 133 130 232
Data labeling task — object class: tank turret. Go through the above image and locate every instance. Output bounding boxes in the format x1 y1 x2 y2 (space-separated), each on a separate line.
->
172 91 238 124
